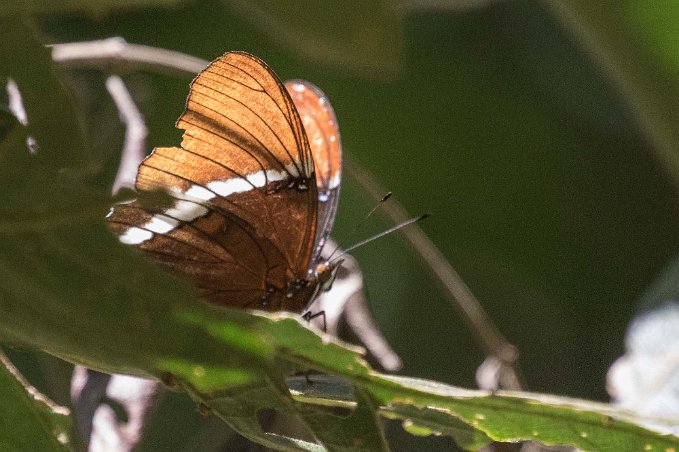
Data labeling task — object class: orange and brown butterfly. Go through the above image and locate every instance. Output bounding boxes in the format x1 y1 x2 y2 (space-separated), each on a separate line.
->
106 51 342 313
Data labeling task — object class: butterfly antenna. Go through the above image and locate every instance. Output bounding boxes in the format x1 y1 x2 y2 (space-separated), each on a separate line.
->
331 213 430 262
327 192 392 261
362 191 393 224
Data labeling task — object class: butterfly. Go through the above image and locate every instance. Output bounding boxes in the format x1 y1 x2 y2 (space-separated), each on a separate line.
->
107 51 342 313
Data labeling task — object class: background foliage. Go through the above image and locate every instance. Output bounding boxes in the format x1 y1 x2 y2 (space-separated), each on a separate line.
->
2 0 679 450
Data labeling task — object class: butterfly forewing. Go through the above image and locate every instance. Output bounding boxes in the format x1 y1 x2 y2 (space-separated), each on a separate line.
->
107 52 318 312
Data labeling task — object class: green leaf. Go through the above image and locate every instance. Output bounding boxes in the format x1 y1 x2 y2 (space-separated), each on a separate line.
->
178 311 390 450
369 375 679 451
170 310 679 451
0 353 71 452
2 12 678 452
292 379 389 452
187 378 324 452
381 404 490 450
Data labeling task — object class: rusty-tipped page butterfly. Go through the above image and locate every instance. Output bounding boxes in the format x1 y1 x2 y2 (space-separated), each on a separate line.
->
107 51 342 313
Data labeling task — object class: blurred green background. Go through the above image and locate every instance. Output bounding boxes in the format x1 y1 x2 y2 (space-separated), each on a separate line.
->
4 0 679 450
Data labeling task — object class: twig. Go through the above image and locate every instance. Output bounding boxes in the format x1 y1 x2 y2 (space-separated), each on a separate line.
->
105 75 147 195
315 245 403 372
51 38 207 77
345 155 522 390
76 72 158 452
6 78 39 154
71 366 162 451
344 290 403 372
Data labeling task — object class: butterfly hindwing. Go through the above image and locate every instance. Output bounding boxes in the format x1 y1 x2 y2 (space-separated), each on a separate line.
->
285 80 342 266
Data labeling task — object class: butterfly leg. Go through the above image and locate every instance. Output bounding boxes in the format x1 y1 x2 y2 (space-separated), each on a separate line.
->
302 310 327 332
300 310 327 385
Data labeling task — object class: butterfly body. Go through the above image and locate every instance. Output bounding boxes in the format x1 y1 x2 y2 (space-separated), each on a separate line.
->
107 52 341 313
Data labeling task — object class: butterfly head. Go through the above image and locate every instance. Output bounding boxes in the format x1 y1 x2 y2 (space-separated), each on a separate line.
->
312 259 343 294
